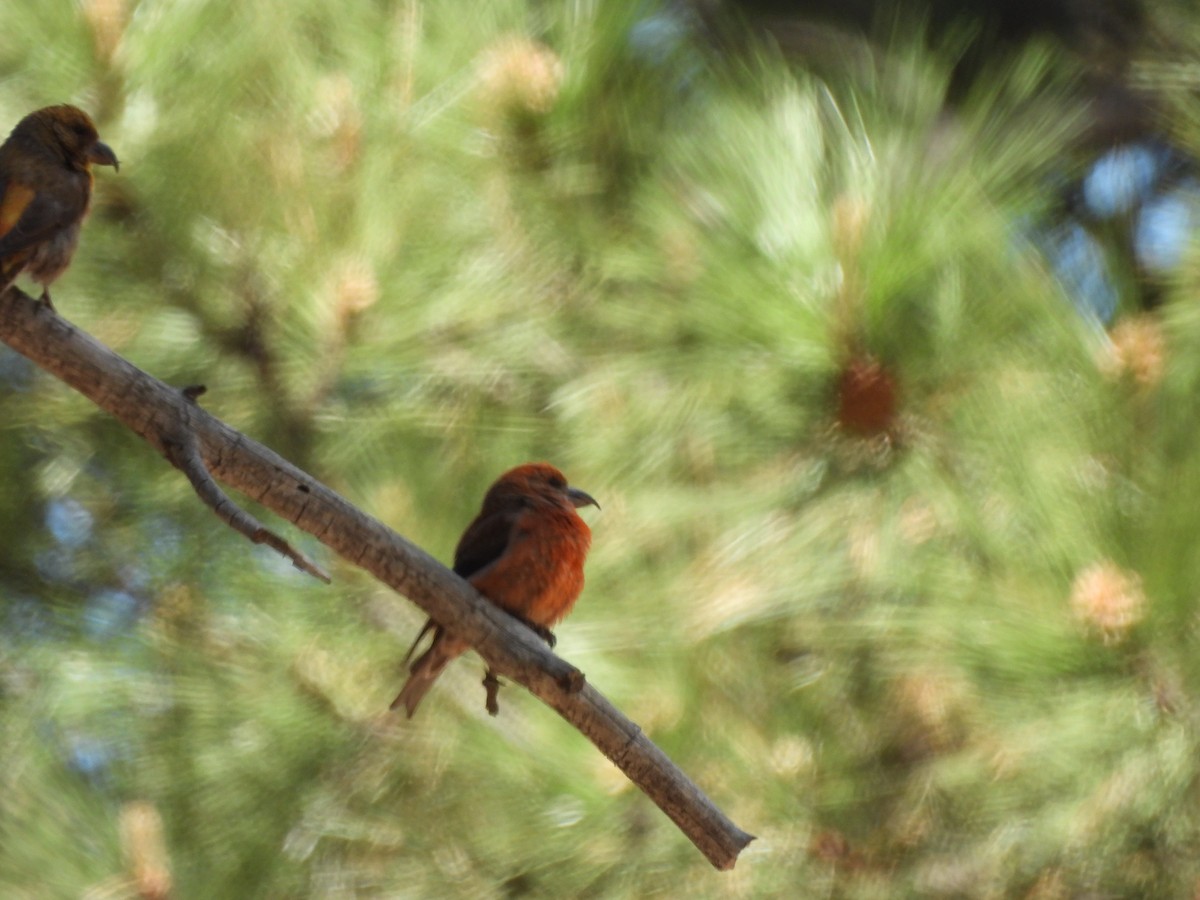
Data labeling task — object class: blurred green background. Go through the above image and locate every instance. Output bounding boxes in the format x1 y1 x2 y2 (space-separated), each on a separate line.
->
4 1 1200 896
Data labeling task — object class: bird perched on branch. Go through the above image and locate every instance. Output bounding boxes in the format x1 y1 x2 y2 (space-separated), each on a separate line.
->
392 462 599 718
0 104 119 309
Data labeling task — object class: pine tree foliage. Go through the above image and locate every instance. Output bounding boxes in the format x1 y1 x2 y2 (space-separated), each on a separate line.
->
2 1 1200 896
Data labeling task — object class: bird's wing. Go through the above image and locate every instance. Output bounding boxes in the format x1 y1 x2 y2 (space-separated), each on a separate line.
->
0 178 84 257
452 506 524 580
398 508 523 667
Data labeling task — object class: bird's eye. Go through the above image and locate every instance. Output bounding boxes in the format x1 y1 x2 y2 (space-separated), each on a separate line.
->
547 474 566 490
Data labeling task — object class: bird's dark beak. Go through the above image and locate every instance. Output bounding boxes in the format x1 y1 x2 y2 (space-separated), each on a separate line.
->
567 486 600 510
88 141 119 172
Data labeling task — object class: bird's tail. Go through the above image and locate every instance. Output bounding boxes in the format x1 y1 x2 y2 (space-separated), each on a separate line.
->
390 626 467 718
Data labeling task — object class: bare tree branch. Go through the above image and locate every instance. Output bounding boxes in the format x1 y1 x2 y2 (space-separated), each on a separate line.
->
0 286 756 870
162 386 331 583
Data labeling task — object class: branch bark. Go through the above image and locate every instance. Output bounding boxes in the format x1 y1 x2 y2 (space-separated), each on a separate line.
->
0 286 755 870
161 385 331 583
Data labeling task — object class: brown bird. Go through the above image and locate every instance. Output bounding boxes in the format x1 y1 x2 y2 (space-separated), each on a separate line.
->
0 104 119 309
392 462 599 718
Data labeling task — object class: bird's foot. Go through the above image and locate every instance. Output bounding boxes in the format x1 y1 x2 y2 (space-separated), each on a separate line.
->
483 669 502 716
522 617 556 648
504 611 556 647
38 289 56 313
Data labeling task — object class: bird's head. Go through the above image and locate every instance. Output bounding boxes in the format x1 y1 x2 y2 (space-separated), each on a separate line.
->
484 463 600 512
13 105 119 173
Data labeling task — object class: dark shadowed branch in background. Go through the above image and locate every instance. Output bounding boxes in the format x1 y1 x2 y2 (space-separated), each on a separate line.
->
0 285 755 871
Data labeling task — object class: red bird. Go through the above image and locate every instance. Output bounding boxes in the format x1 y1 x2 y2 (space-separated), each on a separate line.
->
0 104 119 309
392 462 599 718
